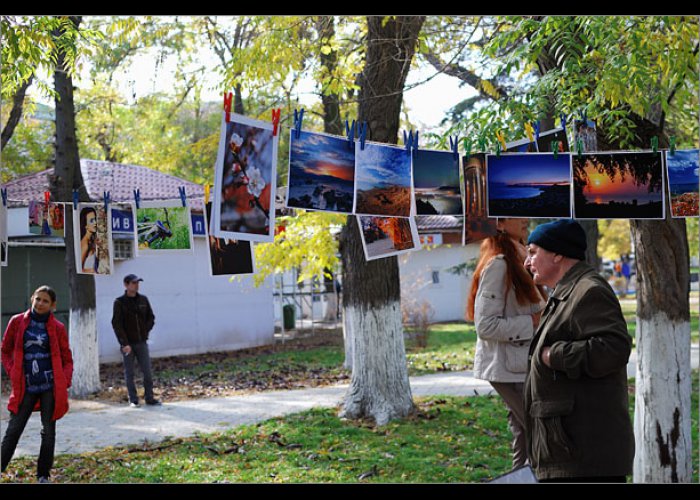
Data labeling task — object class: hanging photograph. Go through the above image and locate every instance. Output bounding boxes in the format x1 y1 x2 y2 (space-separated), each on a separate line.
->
111 202 138 257
136 200 194 252
412 148 463 215
462 153 497 245
1 201 7 267
487 153 572 218
73 203 114 275
666 149 699 218
573 119 597 153
536 127 569 153
573 151 665 219
205 202 255 276
28 200 65 237
286 129 355 213
354 141 413 217
212 112 278 242
358 215 421 261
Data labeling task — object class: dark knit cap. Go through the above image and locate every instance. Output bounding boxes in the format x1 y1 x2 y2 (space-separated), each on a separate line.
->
527 219 587 260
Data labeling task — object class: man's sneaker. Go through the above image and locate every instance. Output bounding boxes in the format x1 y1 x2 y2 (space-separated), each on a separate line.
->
38 476 50 483
129 401 140 408
145 399 162 406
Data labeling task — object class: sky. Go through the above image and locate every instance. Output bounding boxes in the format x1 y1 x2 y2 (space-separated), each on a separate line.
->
355 142 412 191
289 130 355 182
487 153 572 185
30 40 467 137
412 148 460 189
666 149 700 186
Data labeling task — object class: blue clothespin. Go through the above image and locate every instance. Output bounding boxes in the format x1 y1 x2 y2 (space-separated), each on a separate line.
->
403 130 414 151
179 186 187 207
1 188 7 207
413 131 420 151
133 189 141 209
359 122 368 151
560 113 568 131
534 121 541 142
578 109 587 124
72 189 79 209
293 108 304 139
345 119 356 150
449 135 459 160
103 191 110 212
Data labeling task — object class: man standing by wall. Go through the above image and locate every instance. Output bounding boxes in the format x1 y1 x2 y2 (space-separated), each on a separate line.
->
111 274 161 407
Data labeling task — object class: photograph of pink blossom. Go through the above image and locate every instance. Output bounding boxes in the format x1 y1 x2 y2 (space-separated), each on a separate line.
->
212 112 278 242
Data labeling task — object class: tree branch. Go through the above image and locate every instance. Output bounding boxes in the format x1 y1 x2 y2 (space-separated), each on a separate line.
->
422 49 508 101
1 74 34 149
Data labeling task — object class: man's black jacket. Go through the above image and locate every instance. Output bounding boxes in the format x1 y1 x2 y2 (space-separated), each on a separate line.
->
111 293 156 346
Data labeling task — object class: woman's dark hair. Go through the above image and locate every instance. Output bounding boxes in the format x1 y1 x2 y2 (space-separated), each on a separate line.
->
80 206 97 249
32 285 57 303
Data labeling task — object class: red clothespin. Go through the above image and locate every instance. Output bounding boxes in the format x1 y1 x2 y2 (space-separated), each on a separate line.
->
271 108 281 137
44 191 51 207
223 92 233 123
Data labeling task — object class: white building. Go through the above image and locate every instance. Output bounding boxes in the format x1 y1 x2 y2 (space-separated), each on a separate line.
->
2 160 274 363
399 216 480 323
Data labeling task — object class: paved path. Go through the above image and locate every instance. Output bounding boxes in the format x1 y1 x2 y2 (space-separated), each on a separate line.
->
4 345 698 459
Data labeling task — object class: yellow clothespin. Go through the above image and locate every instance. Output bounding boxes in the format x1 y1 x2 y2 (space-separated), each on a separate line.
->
204 184 210 205
524 123 534 143
495 131 507 152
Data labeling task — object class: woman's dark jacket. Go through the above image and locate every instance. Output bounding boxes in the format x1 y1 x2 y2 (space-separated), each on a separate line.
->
111 293 155 346
524 261 635 480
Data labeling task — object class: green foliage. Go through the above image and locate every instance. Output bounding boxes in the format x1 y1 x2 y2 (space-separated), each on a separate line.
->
597 220 631 261
253 211 346 287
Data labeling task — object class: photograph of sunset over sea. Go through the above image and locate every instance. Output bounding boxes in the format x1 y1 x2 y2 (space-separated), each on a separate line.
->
666 149 699 218
486 153 572 218
354 141 413 217
573 152 664 219
286 130 355 214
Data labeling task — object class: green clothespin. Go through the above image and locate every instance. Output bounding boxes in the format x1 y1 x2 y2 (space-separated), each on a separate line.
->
669 136 676 156
495 141 501 157
478 138 487 154
651 136 658 153
551 140 559 159
462 137 472 158
576 138 584 159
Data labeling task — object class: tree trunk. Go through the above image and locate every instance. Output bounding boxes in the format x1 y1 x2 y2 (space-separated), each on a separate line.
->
316 17 344 137
630 210 692 483
574 123 600 269
50 16 101 397
338 15 425 425
600 122 692 483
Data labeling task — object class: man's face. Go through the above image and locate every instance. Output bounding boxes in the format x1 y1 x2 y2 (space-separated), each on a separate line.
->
125 280 140 294
525 244 560 288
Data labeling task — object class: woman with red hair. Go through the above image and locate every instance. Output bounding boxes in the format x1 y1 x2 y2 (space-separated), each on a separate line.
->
467 219 546 470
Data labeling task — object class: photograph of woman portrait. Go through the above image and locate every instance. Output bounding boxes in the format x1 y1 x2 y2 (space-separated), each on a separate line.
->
73 203 113 275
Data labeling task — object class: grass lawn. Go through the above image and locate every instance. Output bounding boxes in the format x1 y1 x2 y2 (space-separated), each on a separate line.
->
3 371 697 484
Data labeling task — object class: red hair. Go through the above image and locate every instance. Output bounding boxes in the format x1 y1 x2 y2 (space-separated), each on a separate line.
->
466 231 546 321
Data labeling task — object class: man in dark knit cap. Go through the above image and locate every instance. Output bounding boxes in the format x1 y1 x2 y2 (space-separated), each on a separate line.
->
523 219 634 483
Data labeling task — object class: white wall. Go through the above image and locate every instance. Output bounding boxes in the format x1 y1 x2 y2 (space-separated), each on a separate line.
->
96 238 274 362
398 243 480 323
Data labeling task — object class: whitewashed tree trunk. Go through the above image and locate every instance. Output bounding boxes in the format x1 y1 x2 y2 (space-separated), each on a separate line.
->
633 314 692 482
68 308 101 396
340 302 413 425
630 214 692 483
50 16 101 398
342 314 354 370
336 16 424 424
